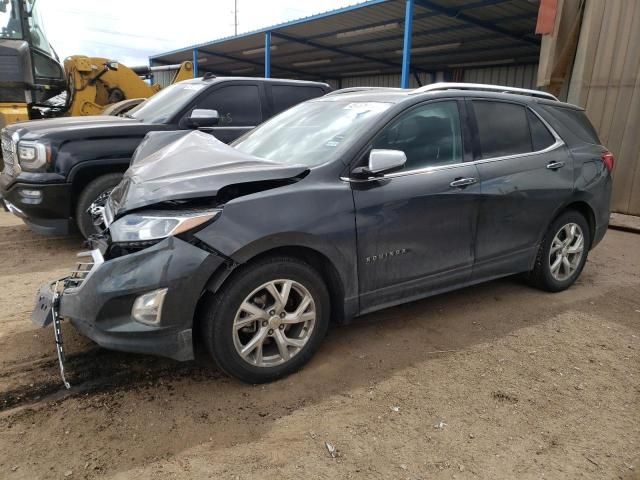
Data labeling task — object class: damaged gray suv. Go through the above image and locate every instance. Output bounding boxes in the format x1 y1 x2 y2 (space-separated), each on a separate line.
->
34 83 613 384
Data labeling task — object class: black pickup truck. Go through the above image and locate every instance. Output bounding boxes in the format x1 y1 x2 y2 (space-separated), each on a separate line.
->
0 76 331 237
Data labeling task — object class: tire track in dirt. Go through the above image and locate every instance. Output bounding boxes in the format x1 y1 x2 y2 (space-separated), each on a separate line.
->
0 344 222 414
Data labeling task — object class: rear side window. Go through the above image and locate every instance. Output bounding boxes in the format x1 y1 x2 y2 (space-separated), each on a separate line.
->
473 101 532 158
528 109 556 150
196 84 262 126
271 85 326 113
540 105 600 144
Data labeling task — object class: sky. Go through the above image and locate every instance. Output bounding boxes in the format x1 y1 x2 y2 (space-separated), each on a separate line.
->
38 0 357 67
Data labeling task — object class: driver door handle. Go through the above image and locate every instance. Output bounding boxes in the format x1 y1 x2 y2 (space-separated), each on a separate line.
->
449 177 477 188
546 161 565 170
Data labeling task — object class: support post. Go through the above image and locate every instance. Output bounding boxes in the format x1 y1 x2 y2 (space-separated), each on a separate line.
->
264 31 271 78
192 48 199 78
401 0 414 88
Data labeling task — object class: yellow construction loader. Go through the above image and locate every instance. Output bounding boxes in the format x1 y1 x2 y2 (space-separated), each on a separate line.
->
0 0 193 129
61 55 193 117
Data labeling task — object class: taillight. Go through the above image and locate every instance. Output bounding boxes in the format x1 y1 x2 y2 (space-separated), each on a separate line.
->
601 151 615 173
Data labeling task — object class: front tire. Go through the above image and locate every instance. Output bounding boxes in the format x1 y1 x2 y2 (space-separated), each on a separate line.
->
200 256 330 384
527 210 590 292
75 173 123 239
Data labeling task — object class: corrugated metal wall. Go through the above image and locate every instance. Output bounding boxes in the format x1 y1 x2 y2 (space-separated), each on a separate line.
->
463 64 538 89
151 70 176 88
334 65 538 89
567 0 640 215
337 71 447 89
153 64 537 90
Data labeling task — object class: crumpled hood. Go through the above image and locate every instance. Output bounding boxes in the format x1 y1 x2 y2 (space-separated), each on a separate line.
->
108 130 308 217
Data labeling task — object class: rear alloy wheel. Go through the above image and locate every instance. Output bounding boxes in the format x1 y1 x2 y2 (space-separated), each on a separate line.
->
201 256 330 383
548 223 585 282
528 210 590 292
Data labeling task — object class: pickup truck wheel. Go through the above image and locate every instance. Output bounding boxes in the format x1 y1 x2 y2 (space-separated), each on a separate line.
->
75 173 123 239
200 256 330 384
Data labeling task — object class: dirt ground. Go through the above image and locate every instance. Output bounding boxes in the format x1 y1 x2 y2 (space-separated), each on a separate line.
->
0 210 638 480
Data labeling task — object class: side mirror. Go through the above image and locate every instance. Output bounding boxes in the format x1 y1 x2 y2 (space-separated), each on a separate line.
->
183 109 220 129
352 149 406 179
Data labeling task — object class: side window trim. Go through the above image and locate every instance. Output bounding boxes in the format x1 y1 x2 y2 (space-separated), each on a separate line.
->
382 156 476 179
466 99 565 165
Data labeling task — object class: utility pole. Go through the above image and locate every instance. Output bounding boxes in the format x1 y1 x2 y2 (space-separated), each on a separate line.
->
234 0 238 35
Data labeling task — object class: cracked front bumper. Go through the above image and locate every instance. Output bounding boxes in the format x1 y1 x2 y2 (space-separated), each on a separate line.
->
56 236 225 361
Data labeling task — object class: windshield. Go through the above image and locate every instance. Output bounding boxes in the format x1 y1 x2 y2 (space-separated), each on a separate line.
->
233 99 392 166
26 0 52 54
129 82 205 123
0 0 22 39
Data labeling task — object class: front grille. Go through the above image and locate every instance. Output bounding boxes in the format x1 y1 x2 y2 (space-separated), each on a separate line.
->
1 132 18 177
64 250 104 290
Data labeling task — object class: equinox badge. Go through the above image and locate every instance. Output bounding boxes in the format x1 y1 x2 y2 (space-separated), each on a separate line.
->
365 248 408 264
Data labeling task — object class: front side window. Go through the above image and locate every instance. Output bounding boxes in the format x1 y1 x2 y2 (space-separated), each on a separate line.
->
233 99 392 167
196 84 262 126
0 0 22 39
372 100 463 171
473 100 532 158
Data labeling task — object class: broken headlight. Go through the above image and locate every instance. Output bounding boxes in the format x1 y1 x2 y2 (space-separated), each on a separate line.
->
109 210 220 243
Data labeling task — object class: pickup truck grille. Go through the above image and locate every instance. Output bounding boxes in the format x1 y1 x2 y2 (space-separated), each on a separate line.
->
1 132 18 178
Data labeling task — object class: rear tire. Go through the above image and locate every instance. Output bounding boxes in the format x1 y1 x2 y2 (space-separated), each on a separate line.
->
200 256 330 384
527 210 590 292
75 173 123 239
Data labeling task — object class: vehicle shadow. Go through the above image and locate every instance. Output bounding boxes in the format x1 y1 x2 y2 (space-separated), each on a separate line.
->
0 271 608 477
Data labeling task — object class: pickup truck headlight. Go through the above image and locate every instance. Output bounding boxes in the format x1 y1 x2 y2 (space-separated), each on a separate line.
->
109 210 220 243
17 141 49 171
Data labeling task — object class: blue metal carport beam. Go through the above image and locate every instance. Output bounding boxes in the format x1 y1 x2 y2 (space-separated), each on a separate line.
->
264 31 271 78
413 0 539 46
336 12 537 50
401 0 414 88
271 31 415 72
306 0 514 41
192 48 199 78
197 48 322 79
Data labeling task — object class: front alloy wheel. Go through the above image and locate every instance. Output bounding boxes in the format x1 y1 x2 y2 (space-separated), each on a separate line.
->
233 279 316 367
201 256 330 384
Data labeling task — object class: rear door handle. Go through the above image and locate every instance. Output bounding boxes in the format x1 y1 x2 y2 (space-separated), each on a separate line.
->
449 177 477 188
546 161 565 170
